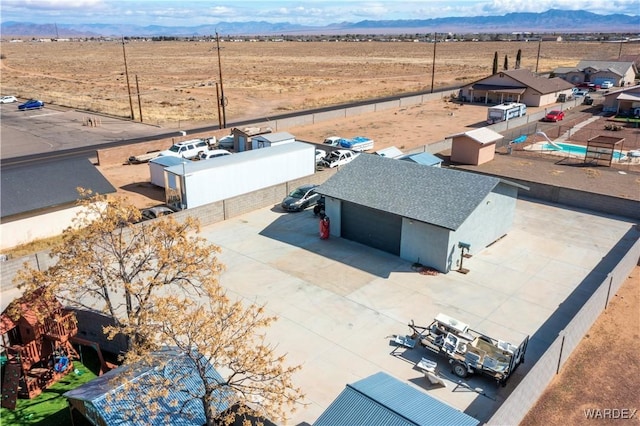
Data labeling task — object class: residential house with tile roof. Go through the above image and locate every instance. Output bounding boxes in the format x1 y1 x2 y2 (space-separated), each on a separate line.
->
316 154 525 273
600 84 640 115
553 60 637 88
459 69 575 107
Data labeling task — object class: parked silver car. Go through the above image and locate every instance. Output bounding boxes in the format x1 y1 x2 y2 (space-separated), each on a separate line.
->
281 184 322 212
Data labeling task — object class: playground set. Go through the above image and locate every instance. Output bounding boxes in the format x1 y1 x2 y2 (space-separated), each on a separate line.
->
0 288 113 410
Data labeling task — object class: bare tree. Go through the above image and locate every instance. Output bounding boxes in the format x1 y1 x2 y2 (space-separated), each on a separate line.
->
17 189 221 353
139 292 304 425
16 190 304 424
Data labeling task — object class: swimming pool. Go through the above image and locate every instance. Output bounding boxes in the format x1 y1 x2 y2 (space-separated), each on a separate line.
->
541 142 626 160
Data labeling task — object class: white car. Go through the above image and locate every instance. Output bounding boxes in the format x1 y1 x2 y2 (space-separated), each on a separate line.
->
199 149 231 160
600 81 613 89
0 96 18 104
321 149 359 168
323 136 342 147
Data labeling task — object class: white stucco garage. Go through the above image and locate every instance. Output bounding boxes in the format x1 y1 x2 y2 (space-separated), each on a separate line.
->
317 154 526 273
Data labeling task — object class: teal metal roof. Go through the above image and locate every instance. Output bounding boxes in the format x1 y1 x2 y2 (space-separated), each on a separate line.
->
314 372 479 426
64 347 235 425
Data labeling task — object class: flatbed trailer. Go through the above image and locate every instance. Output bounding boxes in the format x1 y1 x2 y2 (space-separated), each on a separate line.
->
409 313 528 386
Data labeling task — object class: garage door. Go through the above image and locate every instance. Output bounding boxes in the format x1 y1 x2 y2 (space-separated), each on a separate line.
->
341 202 401 255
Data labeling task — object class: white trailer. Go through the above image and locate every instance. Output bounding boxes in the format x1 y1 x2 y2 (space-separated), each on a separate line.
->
164 141 315 209
339 136 374 152
148 156 191 188
486 103 527 124
408 313 529 387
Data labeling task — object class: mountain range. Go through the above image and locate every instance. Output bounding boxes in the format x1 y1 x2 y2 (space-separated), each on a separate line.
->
1 9 638 38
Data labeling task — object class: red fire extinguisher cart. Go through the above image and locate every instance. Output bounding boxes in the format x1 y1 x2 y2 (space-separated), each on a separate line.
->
319 216 330 239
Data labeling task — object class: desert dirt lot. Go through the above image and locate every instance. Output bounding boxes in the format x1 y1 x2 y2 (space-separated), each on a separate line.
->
2 39 639 424
0 40 632 125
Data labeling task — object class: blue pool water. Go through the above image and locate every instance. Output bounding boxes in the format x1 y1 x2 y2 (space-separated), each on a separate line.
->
541 142 625 160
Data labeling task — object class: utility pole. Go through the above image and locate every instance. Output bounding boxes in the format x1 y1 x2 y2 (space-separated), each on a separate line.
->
215 32 227 128
135 74 143 123
535 38 541 73
618 40 623 59
430 33 437 94
121 37 135 120
215 82 222 129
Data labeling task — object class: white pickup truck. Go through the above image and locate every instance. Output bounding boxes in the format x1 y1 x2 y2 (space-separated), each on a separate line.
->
321 149 359 168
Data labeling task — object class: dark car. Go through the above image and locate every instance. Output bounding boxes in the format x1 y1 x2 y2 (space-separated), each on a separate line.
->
281 184 321 212
18 99 44 110
140 205 176 221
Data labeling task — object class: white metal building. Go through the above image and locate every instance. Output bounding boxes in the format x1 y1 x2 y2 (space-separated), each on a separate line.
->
164 141 315 209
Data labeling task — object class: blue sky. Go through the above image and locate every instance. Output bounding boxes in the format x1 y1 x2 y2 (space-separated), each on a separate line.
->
1 0 638 26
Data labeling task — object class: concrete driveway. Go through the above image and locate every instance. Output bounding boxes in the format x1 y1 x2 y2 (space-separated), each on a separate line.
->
199 198 638 425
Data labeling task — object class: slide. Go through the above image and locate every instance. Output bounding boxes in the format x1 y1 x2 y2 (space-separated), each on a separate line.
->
70 336 116 376
535 131 563 150
511 135 527 144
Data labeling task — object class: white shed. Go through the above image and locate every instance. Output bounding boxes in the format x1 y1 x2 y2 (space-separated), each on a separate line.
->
251 132 295 150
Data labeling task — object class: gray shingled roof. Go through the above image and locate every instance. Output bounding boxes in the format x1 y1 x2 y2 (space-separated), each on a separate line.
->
575 60 636 77
553 66 579 74
316 154 501 231
1 158 116 218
